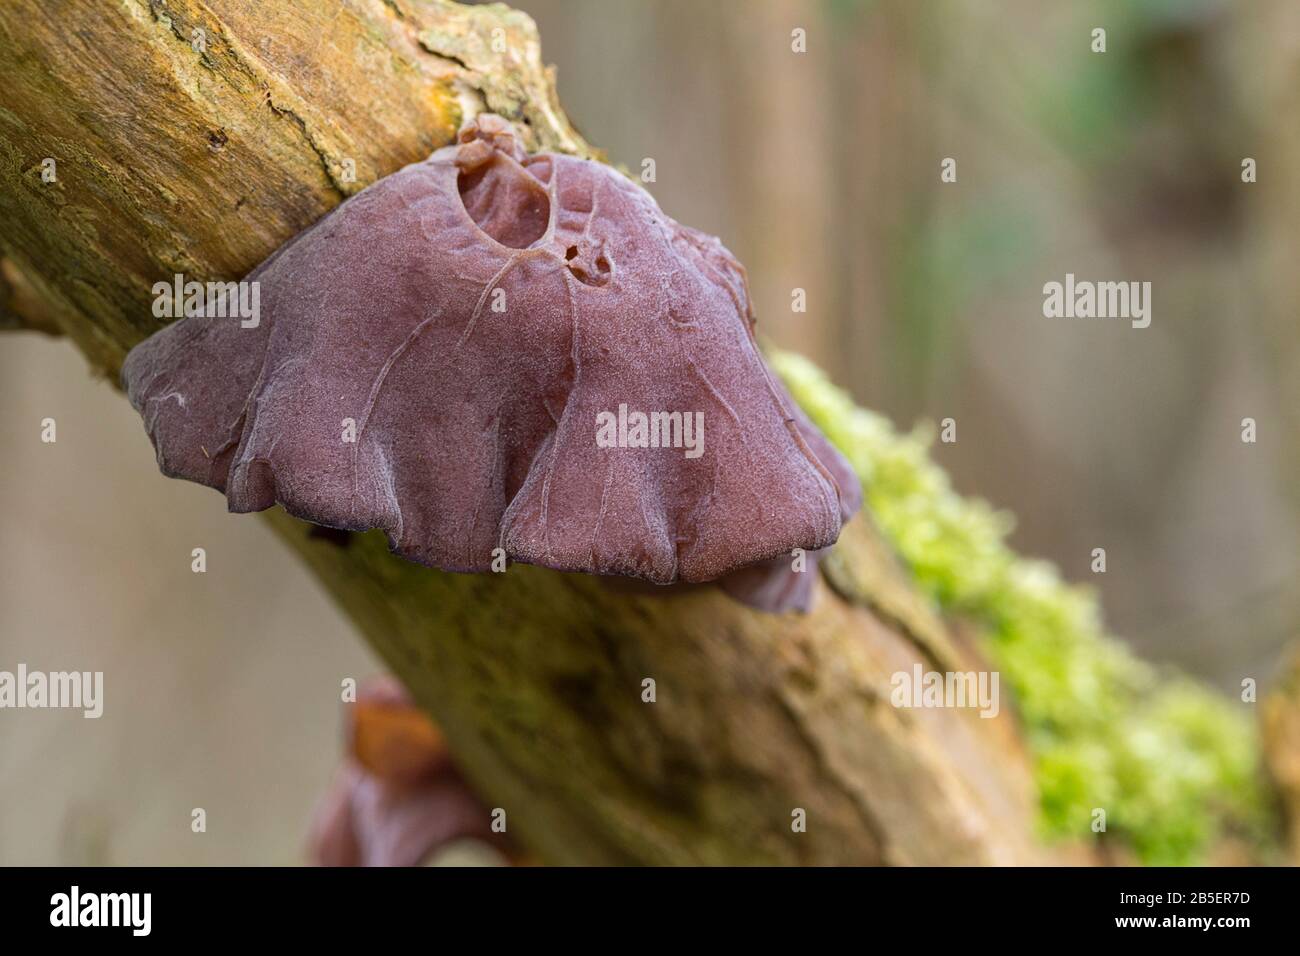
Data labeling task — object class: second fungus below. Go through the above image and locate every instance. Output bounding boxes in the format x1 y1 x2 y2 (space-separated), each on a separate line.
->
122 114 861 608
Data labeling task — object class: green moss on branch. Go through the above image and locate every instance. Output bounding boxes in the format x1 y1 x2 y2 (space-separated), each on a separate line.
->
772 349 1273 864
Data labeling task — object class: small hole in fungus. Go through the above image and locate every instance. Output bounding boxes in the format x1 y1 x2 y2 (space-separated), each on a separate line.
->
595 255 610 273
565 246 579 261
456 157 550 248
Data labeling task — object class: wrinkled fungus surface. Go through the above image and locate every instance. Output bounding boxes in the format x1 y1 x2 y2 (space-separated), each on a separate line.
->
123 114 859 597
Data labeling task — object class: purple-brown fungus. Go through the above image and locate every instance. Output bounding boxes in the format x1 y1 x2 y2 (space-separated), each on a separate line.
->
123 114 859 607
308 676 514 867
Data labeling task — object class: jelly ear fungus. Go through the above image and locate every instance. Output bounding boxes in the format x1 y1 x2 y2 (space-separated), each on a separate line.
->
123 114 860 612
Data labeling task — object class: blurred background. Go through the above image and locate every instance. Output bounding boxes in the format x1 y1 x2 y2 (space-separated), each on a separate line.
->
2 0 1297 864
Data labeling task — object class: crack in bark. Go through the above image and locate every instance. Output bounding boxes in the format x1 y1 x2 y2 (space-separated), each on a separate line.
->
141 0 348 198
